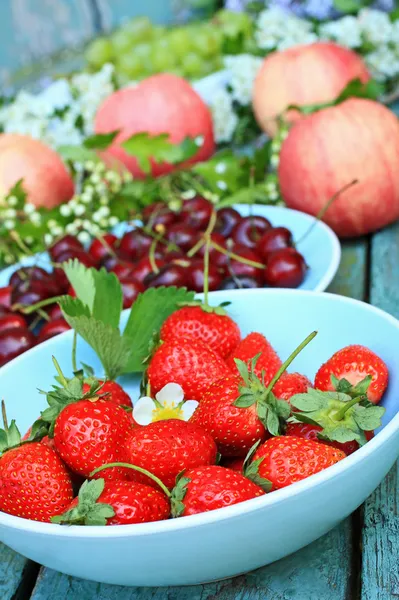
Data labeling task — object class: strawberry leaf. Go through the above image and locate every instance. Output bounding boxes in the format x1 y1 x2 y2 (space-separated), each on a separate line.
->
52 479 115 526
122 287 195 373
0 420 21 452
122 133 200 174
353 404 385 431
244 458 272 493
170 474 191 518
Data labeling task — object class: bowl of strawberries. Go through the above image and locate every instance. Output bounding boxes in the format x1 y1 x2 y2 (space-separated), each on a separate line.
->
0 268 398 587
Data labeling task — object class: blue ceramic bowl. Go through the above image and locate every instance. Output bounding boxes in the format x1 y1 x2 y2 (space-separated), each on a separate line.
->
0 205 340 293
1 289 398 587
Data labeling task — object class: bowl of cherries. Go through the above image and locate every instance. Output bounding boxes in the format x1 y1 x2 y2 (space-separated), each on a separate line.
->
0 200 340 368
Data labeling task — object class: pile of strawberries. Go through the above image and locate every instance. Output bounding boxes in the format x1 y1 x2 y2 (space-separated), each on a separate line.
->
0 302 388 527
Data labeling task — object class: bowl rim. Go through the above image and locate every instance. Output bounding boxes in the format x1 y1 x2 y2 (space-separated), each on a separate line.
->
1 289 397 539
0 204 341 294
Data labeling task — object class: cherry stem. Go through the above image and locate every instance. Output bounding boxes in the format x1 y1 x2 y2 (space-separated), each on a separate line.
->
296 179 358 246
202 210 217 307
10 231 33 257
97 233 117 258
90 462 171 498
187 209 218 258
1 400 8 432
211 242 265 269
334 396 363 421
72 331 78 372
15 295 66 315
265 331 318 394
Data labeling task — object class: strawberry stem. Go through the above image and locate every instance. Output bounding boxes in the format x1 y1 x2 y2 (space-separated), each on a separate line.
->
334 395 363 421
265 331 318 394
1 400 8 432
52 356 69 388
72 331 78 373
90 462 172 498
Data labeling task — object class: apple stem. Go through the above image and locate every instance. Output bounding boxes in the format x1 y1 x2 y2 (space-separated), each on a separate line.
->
295 179 358 246
90 462 171 498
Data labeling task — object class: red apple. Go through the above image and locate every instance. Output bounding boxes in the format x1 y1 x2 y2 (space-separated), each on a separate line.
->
278 98 399 238
252 42 370 137
0 133 74 208
94 73 215 178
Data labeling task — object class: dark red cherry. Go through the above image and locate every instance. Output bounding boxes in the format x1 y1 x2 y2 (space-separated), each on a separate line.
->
11 279 59 306
179 197 213 230
52 268 70 293
48 304 64 321
56 249 98 269
119 229 153 261
257 227 294 260
0 286 12 309
0 327 36 367
129 256 166 283
37 319 71 343
186 260 222 293
142 202 176 229
0 313 27 332
264 248 307 288
144 265 187 288
89 234 118 263
0 306 11 318
227 244 264 283
165 224 198 252
9 266 52 290
218 275 261 290
232 216 272 249
119 278 145 309
110 262 136 280
215 207 242 238
49 235 84 261
195 232 228 271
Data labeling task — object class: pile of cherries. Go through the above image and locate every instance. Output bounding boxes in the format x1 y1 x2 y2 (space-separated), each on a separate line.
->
0 197 307 368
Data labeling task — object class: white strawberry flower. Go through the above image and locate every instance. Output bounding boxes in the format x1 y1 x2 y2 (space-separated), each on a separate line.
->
133 383 198 426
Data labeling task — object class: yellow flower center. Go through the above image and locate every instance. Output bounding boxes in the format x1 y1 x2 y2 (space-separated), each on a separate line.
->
151 401 184 423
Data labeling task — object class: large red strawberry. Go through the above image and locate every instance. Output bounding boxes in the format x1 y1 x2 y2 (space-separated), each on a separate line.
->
52 478 170 526
123 419 217 489
160 305 241 359
273 372 312 402
314 344 388 404
285 422 374 456
147 338 230 401
227 332 282 385
249 436 345 491
82 380 132 408
171 465 266 517
0 439 73 522
53 400 133 481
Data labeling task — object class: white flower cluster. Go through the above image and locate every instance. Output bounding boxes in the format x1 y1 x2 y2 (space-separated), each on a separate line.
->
0 64 115 148
224 54 263 105
209 88 238 143
255 7 318 51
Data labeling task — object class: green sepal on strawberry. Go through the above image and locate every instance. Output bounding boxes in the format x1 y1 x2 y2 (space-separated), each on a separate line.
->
289 380 385 447
51 479 115 526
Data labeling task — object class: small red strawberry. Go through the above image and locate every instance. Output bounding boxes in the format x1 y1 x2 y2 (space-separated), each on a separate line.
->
0 417 73 522
285 422 374 456
273 372 312 402
52 478 170 526
227 332 282 385
160 305 241 359
171 465 266 517
147 338 230 401
123 419 217 489
82 380 132 408
314 344 388 404
54 400 133 481
249 436 346 491
221 456 245 473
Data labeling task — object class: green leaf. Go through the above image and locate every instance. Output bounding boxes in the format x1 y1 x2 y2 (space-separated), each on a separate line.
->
0 419 22 452
335 78 384 103
91 269 123 329
321 425 359 444
290 389 329 412
352 376 372 397
353 405 385 431
57 145 98 163
83 131 119 150
234 394 257 408
122 287 195 373
122 133 199 174
52 479 115 526
171 475 191 518
333 0 362 13
276 399 291 420
61 314 132 380
244 458 272 493
63 260 97 312
266 410 280 437
235 358 251 386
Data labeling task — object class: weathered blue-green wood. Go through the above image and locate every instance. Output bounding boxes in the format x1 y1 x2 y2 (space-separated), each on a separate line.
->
96 0 175 31
0 542 36 600
327 239 368 300
361 220 399 600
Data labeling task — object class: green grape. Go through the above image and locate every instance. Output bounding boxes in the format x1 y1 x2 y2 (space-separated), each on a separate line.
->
182 52 204 79
215 9 253 38
111 29 134 53
124 16 153 42
192 28 222 59
151 40 177 72
116 53 143 78
168 28 192 58
85 37 113 68
131 43 154 74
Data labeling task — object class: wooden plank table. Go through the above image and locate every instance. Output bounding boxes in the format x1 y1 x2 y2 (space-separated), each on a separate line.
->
1 223 398 599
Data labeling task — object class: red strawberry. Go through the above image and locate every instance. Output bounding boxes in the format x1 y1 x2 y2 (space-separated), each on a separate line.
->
52 478 170 526
171 465 265 517
221 456 245 473
82 380 132 408
227 332 282 385
53 400 133 481
314 344 388 404
147 338 230 401
0 442 73 522
286 422 374 456
190 374 269 457
250 436 345 491
160 305 241 359
273 372 312 401
124 419 217 489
